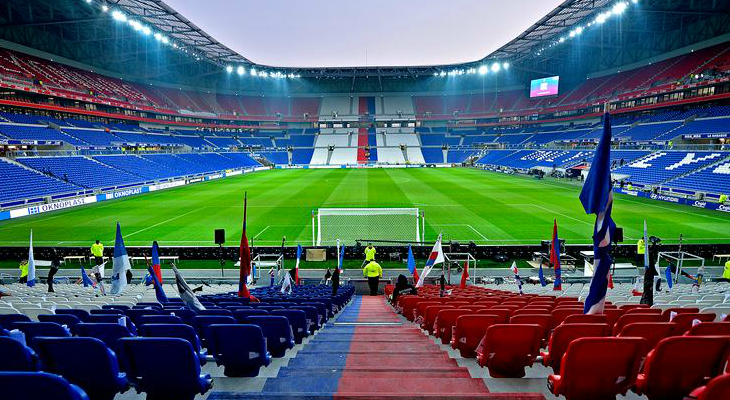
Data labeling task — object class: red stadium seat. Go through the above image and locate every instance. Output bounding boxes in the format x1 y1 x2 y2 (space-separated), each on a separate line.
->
626 308 662 314
509 314 551 344
474 309 509 323
548 337 647 400
451 315 500 358
541 323 610 373
670 313 716 335
661 307 699 321
619 304 649 311
421 305 454 334
550 309 584 331
433 309 471 344
685 322 730 336
617 322 677 355
634 336 730 400
689 373 730 400
476 324 542 377
602 308 625 329
413 301 440 323
513 308 550 316
612 313 664 335
562 314 606 325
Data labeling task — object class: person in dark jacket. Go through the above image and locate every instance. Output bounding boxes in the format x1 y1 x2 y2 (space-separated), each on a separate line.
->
391 274 417 303
47 248 61 292
331 268 340 296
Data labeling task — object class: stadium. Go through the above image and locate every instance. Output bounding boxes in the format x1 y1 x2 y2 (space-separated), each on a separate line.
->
1 0 730 399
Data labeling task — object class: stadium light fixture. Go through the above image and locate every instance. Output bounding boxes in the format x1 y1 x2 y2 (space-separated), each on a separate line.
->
236 66 245 75
85 0 92 3
491 62 500 73
613 2 628 15
102 5 109 12
478 65 488 75
225 65 233 73
250 68 257 76
141 26 151 35
439 71 446 77
154 33 162 41
502 62 510 70
112 10 127 22
161 36 169 44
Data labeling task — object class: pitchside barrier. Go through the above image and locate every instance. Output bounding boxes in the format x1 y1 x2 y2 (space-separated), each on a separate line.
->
313 208 425 246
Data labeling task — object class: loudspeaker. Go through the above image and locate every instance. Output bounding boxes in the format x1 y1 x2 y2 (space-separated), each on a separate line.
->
214 229 225 245
614 227 624 243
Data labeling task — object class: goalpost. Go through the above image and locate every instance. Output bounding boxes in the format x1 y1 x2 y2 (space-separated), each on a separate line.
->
313 208 424 246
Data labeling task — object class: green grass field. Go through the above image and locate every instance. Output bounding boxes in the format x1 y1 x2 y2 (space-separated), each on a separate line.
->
0 168 728 247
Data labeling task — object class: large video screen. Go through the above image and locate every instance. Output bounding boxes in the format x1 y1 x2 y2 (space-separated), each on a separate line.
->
530 76 560 98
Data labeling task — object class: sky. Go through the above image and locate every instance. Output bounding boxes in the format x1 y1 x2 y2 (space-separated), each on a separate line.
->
164 0 563 68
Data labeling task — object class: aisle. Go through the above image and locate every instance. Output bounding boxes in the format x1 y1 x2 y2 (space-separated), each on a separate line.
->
210 295 546 400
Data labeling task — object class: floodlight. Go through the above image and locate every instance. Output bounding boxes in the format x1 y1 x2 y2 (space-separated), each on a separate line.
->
491 62 500 72
85 0 92 3
112 10 127 22
613 2 628 14
102 5 109 12
154 33 162 41
250 68 257 76
502 62 510 70
141 26 151 35
225 65 233 73
439 71 446 77
478 65 488 75
161 36 169 44
596 12 609 24
260 71 268 78
236 66 245 75
433 72 439 77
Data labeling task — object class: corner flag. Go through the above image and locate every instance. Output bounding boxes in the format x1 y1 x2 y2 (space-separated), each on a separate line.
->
580 110 616 315
406 244 420 283
27 230 36 287
550 219 562 291
110 222 130 295
416 233 444 288
147 241 168 304
238 193 251 298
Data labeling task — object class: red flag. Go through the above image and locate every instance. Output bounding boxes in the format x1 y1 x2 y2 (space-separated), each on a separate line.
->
238 193 251 298
459 260 469 289
608 273 614 289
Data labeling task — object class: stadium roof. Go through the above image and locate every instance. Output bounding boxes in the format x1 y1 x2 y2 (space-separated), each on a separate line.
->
0 0 729 92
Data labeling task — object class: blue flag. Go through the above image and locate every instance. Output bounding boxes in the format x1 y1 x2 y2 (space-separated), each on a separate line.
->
665 265 674 289
80 265 94 287
406 244 419 282
110 222 130 295
538 261 547 287
338 243 345 272
581 112 616 315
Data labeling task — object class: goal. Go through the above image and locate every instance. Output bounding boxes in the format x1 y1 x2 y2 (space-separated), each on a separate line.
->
313 208 424 246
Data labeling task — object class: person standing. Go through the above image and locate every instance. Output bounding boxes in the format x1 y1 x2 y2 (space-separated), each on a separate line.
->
720 194 728 204
636 237 645 267
18 259 28 284
91 240 104 266
720 259 730 283
363 260 382 296
47 248 61 293
391 274 417 303
332 267 340 296
364 243 376 264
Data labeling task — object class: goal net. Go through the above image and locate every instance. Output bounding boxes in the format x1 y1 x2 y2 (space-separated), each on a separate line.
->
314 208 423 246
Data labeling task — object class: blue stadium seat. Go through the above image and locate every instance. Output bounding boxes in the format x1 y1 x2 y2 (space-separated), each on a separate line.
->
118 337 213 400
0 336 40 371
86 315 136 334
90 309 125 315
125 308 162 325
138 323 207 365
191 315 235 351
34 337 129 400
38 314 82 333
290 306 320 333
74 323 133 355
246 315 295 357
101 305 130 311
55 309 90 322
271 309 309 344
209 324 271 377
13 321 71 350
136 315 183 325
196 308 233 317
0 313 31 329
233 309 270 323
168 308 196 325
0 372 90 400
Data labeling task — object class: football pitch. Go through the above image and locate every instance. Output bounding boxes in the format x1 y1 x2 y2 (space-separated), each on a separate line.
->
0 167 728 247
